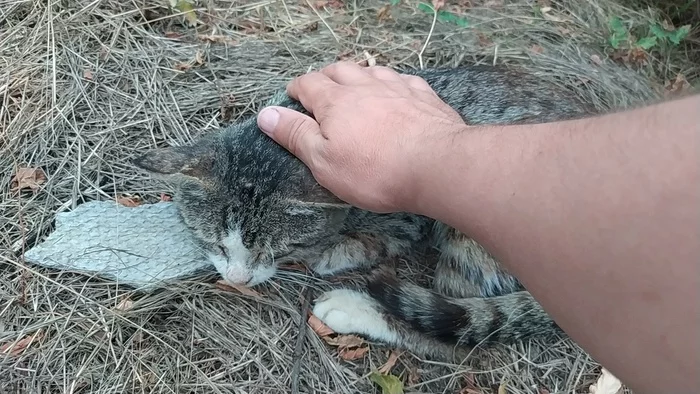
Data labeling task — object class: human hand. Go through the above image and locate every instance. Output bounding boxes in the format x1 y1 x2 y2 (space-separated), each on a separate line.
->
256 61 467 213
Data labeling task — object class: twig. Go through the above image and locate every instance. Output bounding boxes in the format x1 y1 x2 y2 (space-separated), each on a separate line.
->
418 4 439 70
291 286 311 394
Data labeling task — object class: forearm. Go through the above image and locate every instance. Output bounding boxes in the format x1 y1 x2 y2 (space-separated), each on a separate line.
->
415 95 700 393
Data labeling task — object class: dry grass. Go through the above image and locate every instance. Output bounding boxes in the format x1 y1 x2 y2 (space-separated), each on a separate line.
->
1 0 697 393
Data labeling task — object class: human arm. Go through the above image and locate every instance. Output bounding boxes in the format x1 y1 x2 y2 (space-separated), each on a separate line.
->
413 93 699 394
256 61 699 394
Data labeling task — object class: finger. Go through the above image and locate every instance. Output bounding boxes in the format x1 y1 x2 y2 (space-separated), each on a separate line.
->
320 61 374 85
286 71 337 115
400 74 435 93
363 66 403 83
257 106 325 169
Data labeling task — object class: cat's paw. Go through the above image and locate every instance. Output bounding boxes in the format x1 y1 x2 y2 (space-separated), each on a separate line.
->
312 289 398 344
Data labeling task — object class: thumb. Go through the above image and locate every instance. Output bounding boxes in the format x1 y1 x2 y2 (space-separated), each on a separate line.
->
257 106 323 167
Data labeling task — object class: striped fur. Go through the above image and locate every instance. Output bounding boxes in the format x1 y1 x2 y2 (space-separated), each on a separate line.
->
136 65 594 360
313 227 565 360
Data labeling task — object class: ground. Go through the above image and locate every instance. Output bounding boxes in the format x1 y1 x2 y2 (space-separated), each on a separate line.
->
1 1 697 393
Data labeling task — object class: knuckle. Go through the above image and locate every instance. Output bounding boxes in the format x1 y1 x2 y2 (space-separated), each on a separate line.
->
405 75 427 85
286 116 311 155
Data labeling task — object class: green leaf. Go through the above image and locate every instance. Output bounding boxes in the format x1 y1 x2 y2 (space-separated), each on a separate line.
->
390 0 400 5
650 24 668 39
607 16 628 49
636 36 657 50
174 0 197 27
608 16 627 36
417 3 468 27
668 25 690 45
437 10 469 27
369 372 404 394
417 2 433 14
649 23 690 45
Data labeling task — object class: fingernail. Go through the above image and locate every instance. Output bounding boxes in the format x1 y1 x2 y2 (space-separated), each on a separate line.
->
258 107 280 136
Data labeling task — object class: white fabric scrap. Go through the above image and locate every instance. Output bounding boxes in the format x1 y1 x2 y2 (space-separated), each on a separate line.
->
23 201 214 289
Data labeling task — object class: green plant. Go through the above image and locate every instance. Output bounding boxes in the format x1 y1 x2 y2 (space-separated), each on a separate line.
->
649 24 690 45
608 16 628 49
417 2 469 27
607 16 690 51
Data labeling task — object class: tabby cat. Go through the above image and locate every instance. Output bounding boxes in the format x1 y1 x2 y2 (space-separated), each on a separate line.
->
134 66 594 359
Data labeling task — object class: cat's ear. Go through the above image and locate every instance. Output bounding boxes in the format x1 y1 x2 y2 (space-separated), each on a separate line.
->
133 139 216 181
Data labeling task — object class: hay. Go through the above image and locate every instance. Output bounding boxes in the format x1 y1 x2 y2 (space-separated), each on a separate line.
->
1 0 696 393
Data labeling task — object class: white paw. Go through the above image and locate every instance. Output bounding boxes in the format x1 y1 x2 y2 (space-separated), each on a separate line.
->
312 289 399 344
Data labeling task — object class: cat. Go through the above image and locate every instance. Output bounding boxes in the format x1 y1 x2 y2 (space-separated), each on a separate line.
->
134 65 596 359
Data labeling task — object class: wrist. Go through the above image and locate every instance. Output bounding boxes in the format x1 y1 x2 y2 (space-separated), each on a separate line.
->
407 121 548 238
406 123 480 219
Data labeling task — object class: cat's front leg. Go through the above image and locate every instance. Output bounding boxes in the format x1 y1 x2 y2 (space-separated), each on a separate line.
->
309 235 384 276
312 288 464 360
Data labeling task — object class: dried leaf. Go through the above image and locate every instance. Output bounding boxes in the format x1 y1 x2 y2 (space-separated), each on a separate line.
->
483 0 504 7
194 50 205 66
302 21 319 32
589 367 622 394
116 195 141 207
324 334 364 348
314 0 343 8
476 32 492 47
369 372 404 394
557 26 571 36
664 73 690 98
530 45 544 54
540 6 567 22
431 0 445 10
498 380 507 394
215 280 262 298
115 296 134 311
336 49 355 61
164 31 183 39
611 48 647 67
0 330 43 357
174 62 192 71
83 69 94 80
590 54 603 66
10 166 46 192
377 5 392 22
174 0 197 27
459 372 479 393
160 193 172 201
378 350 402 374
307 313 335 337
197 34 236 44
538 388 551 394
339 345 369 360
628 47 648 65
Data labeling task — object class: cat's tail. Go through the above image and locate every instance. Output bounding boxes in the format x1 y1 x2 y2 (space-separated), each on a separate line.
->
366 269 563 347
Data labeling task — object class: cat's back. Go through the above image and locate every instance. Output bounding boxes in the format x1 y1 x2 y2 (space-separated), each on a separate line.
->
264 65 594 126
400 66 594 125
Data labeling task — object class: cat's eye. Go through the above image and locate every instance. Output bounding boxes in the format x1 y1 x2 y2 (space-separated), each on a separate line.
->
218 245 228 257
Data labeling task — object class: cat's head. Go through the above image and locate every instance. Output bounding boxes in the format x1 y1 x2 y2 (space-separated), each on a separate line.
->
133 119 351 286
